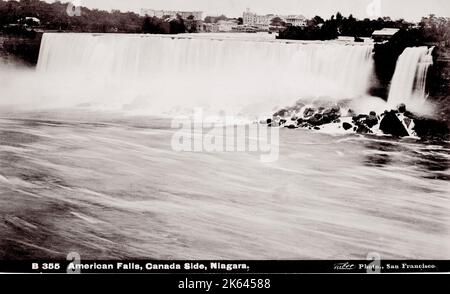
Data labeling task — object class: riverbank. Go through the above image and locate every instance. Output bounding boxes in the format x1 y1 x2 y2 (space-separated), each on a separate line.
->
0 33 42 65
428 46 450 123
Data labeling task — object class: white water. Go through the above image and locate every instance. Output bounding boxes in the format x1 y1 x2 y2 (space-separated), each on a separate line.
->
33 33 375 117
387 46 434 111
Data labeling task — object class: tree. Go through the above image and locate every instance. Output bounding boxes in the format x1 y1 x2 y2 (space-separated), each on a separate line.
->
270 17 285 27
204 14 227 23
169 14 186 34
216 14 227 22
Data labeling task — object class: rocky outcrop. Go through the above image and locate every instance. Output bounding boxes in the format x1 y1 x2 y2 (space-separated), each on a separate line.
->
413 117 450 141
263 101 449 141
379 110 410 137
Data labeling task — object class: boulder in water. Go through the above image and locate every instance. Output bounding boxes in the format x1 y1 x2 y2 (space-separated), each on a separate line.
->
352 114 369 122
308 113 324 126
303 108 316 118
322 106 341 124
356 124 373 134
365 111 379 128
342 122 353 130
397 103 406 113
379 110 410 137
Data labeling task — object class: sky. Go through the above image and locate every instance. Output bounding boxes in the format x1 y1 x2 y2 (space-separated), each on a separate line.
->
52 0 450 20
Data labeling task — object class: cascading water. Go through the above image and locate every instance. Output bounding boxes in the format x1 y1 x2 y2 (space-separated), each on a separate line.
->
387 46 434 108
34 33 374 116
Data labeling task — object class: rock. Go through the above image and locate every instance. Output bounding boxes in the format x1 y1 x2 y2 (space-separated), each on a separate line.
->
286 124 298 129
324 106 340 114
273 109 288 117
356 124 372 134
313 126 321 130
299 122 310 128
342 122 353 130
308 113 324 126
303 108 316 118
397 103 406 113
379 110 410 137
413 117 450 140
279 119 287 125
322 106 341 123
365 112 379 128
352 114 369 122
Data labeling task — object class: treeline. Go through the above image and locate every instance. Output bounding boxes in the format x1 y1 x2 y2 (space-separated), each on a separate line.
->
0 0 141 33
0 0 194 64
142 16 198 34
278 12 450 48
0 0 192 34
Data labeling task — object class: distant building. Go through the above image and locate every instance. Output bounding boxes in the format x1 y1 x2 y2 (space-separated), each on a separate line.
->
232 25 258 33
372 28 400 42
141 9 203 21
243 9 272 30
243 9 307 31
185 19 204 32
203 23 219 33
284 15 307 27
217 20 238 32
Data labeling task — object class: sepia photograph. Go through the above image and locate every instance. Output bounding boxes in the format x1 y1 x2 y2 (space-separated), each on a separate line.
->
0 0 449 286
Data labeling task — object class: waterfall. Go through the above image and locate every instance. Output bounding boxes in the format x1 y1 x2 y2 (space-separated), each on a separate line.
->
34 33 375 116
387 46 434 108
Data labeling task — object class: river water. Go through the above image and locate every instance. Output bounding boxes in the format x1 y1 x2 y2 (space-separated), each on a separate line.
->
0 111 448 260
